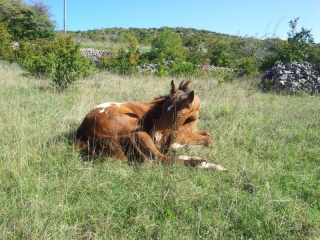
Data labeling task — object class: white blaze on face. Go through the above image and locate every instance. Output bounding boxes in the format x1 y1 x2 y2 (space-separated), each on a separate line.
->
95 102 121 113
167 105 174 112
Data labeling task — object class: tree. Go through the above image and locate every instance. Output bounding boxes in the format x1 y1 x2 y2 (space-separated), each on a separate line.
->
285 17 314 62
149 28 185 63
119 32 139 54
205 36 234 68
0 0 56 41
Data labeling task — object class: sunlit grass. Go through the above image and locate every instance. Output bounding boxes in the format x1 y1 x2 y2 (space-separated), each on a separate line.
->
0 62 319 239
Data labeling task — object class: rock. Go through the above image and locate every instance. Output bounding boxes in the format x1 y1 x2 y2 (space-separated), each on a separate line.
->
80 48 111 63
263 61 320 94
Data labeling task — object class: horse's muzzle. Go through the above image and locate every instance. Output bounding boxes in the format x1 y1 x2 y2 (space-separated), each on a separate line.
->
149 129 163 144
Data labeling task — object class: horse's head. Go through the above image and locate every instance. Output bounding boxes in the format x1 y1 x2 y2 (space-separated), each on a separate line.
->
150 80 195 144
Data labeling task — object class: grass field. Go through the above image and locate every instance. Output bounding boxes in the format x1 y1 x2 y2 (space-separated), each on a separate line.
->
0 61 319 239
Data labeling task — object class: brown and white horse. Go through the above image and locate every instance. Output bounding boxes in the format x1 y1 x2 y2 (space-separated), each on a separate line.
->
74 80 226 171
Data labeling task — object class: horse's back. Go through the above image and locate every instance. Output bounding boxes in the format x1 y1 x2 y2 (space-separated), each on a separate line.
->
77 101 148 140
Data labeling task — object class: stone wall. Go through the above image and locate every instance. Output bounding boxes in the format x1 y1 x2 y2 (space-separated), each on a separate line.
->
80 48 110 63
264 61 320 94
80 48 234 73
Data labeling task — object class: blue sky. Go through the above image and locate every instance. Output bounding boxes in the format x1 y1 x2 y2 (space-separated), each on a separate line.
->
25 0 319 43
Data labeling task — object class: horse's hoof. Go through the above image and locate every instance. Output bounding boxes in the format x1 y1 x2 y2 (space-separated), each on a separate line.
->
197 162 227 172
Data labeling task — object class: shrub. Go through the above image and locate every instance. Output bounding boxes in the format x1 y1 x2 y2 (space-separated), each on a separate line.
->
205 36 235 68
285 18 314 63
0 0 56 41
169 62 198 77
149 29 186 63
206 70 235 82
307 44 320 68
260 17 315 70
50 37 93 88
0 23 15 62
17 37 93 89
237 56 259 77
104 48 139 75
17 39 54 77
155 64 169 77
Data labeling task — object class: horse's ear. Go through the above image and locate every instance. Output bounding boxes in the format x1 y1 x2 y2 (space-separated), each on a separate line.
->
179 80 192 93
170 80 179 95
185 90 194 106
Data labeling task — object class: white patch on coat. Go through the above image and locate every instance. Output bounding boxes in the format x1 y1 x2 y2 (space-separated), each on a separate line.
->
95 102 121 113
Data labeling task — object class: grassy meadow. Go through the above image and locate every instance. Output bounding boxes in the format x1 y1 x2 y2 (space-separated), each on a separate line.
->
0 61 320 239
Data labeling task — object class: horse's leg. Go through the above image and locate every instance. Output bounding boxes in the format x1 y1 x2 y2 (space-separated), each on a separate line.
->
171 130 213 149
130 131 170 163
177 156 227 171
160 118 213 149
98 138 127 159
130 132 226 171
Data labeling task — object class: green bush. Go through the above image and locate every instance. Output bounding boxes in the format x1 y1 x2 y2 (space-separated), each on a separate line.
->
0 23 15 62
206 70 235 82
51 37 93 88
238 56 259 77
149 29 186 63
155 63 169 77
104 48 139 75
17 39 53 77
185 50 206 66
17 37 93 89
205 36 235 68
307 44 320 68
0 0 56 41
260 53 280 71
260 18 315 70
169 62 198 77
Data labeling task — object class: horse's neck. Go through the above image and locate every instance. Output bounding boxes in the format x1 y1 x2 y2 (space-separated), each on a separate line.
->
142 97 168 132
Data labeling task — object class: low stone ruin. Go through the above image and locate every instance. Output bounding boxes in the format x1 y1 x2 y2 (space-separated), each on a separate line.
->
263 61 320 94
197 65 234 73
80 48 234 74
138 63 160 73
138 61 173 73
80 48 110 63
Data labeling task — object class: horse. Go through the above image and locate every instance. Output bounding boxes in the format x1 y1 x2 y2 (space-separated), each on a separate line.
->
74 80 226 171
156 80 213 150
148 80 213 151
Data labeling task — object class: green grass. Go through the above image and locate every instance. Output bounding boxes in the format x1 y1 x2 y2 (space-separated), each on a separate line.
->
0 61 319 239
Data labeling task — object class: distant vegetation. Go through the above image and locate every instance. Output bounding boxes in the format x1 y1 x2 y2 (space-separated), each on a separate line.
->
0 0 320 89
